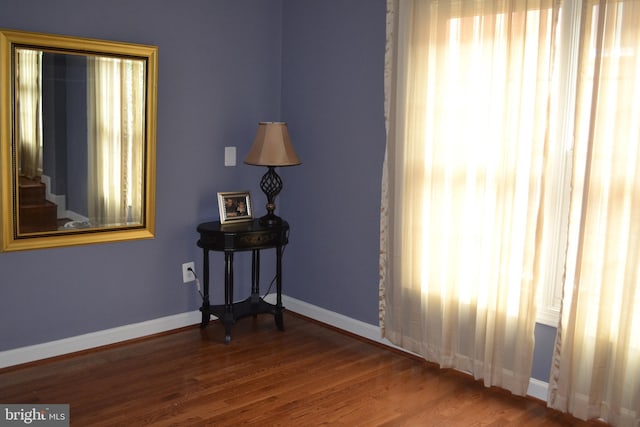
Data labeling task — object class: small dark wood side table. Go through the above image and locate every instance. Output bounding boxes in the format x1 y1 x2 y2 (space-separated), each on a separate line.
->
196 219 289 344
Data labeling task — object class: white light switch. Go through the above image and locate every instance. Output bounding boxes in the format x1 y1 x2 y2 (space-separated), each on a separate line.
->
224 146 236 167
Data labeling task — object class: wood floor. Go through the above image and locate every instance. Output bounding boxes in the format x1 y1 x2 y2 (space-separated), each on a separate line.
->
0 312 608 426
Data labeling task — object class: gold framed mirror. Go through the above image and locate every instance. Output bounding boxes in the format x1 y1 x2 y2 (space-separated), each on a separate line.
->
0 29 157 251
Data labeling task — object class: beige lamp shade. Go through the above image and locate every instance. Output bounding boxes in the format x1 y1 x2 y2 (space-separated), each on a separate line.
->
244 122 301 166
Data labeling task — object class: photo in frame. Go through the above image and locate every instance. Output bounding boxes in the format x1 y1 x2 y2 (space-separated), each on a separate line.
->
217 191 254 224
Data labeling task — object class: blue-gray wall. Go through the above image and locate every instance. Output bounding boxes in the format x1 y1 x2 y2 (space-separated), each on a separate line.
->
0 0 554 383
280 0 386 325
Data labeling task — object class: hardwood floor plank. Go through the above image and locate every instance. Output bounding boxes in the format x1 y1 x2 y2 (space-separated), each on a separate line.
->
0 312 607 426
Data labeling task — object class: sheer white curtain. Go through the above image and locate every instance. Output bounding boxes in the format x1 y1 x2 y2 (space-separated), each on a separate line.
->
15 48 43 179
380 0 559 396
87 56 144 227
548 1 640 425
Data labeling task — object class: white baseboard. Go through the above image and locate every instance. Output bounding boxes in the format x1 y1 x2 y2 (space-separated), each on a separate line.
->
0 311 202 369
527 378 549 401
0 294 549 402
267 293 402 348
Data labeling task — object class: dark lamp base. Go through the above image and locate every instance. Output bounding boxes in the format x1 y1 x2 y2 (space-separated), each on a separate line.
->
259 213 283 226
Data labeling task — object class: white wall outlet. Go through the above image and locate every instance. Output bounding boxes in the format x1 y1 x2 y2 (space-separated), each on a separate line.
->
182 262 195 283
224 146 236 167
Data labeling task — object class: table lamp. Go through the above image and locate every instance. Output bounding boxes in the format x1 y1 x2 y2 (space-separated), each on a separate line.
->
244 122 301 226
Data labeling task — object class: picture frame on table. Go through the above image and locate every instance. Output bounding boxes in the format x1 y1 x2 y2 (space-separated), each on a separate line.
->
217 191 253 224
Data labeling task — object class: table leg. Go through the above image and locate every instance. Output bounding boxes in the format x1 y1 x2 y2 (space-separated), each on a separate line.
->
275 244 284 331
223 251 234 344
200 248 210 328
251 250 261 308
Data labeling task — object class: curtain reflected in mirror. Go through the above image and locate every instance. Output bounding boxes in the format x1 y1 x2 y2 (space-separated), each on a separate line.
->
16 48 43 180
14 49 146 233
87 56 145 229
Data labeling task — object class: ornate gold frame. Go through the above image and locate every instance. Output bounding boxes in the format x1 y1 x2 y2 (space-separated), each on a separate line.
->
0 29 158 251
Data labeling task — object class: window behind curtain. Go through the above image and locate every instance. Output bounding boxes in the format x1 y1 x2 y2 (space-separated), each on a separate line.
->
381 0 640 422
380 0 561 396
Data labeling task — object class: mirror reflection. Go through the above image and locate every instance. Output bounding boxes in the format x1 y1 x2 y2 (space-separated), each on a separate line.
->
0 29 157 251
16 49 146 233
